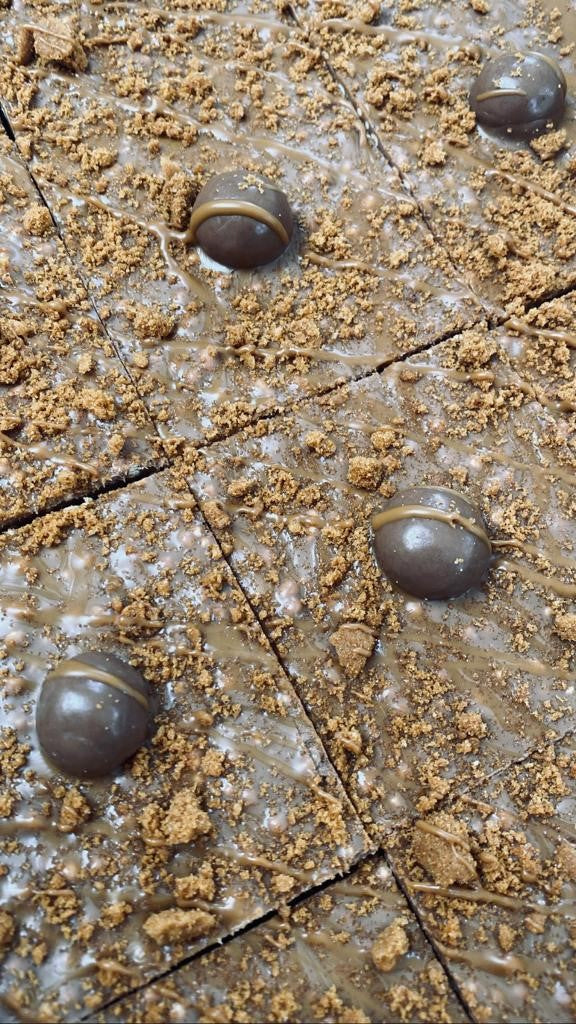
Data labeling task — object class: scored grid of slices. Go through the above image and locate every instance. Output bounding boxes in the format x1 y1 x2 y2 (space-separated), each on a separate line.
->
290 0 576 310
0 135 159 524
0 0 574 1022
0 0 482 442
0 469 369 1021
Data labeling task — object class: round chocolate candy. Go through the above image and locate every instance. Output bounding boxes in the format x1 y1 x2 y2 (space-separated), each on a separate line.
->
372 486 492 600
189 170 293 270
36 651 151 778
469 52 567 139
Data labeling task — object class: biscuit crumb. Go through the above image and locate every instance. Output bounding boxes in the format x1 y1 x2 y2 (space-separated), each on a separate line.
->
164 788 212 845
371 918 410 971
23 203 52 236
143 908 216 945
530 128 567 160
554 613 576 642
0 911 15 953
330 623 376 678
412 813 477 886
347 456 382 490
174 863 215 903
58 787 91 832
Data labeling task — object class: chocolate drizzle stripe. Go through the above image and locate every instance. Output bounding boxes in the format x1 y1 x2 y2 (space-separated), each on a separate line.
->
414 819 470 849
435 940 549 978
371 504 492 552
46 660 149 710
188 199 290 246
475 88 528 101
411 881 570 916
504 316 576 348
485 168 576 218
496 558 576 598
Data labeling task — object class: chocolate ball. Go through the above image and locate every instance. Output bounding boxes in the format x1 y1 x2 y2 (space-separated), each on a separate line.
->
372 486 491 600
36 651 151 778
189 170 293 270
469 52 567 139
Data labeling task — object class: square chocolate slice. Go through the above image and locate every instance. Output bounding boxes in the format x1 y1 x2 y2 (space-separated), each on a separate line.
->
292 0 576 311
388 732 576 1023
0 468 368 1022
0 136 158 524
88 855 468 1024
0 2 481 442
190 332 576 835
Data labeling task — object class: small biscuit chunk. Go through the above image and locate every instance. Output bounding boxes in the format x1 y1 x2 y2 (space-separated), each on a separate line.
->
412 813 477 886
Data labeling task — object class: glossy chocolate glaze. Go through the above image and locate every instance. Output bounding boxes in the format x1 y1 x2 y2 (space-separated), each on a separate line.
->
36 652 151 778
192 330 576 837
190 171 293 269
470 52 567 138
0 470 367 1021
0 2 480 444
88 857 468 1024
0 137 157 525
372 486 492 599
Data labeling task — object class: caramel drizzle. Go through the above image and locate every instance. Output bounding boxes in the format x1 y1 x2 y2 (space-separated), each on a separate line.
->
414 819 470 849
486 168 576 218
495 559 576 598
0 431 99 478
217 847 315 882
475 88 528 102
46 182 215 305
47 659 149 711
225 736 342 807
400 628 576 682
304 250 383 274
435 940 549 978
187 199 290 247
411 881 558 915
504 316 576 349
371 504 492 553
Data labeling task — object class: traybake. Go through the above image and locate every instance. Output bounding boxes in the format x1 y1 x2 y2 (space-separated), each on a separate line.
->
0 2 575 1023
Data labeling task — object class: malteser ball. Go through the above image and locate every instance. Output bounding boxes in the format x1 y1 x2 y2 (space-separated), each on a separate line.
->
470 52 566 138
190 170 293 270
372 486 491 600
36 651 151 778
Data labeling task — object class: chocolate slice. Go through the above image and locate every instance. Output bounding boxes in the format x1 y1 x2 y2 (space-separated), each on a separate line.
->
0 4 479 445
372 486 492 599
88 857 468 1024
390 732 576 1023
36 652 151 778
190 171 294 269
470 52 567 138
0 137 157 525
293 1 576 309
0 469 367 1021
191 330 576 834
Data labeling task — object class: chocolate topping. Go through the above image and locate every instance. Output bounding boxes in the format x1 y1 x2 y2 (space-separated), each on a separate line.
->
372 486 491 599
36 651 151 778
469 52 567 138
190 171 294 270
